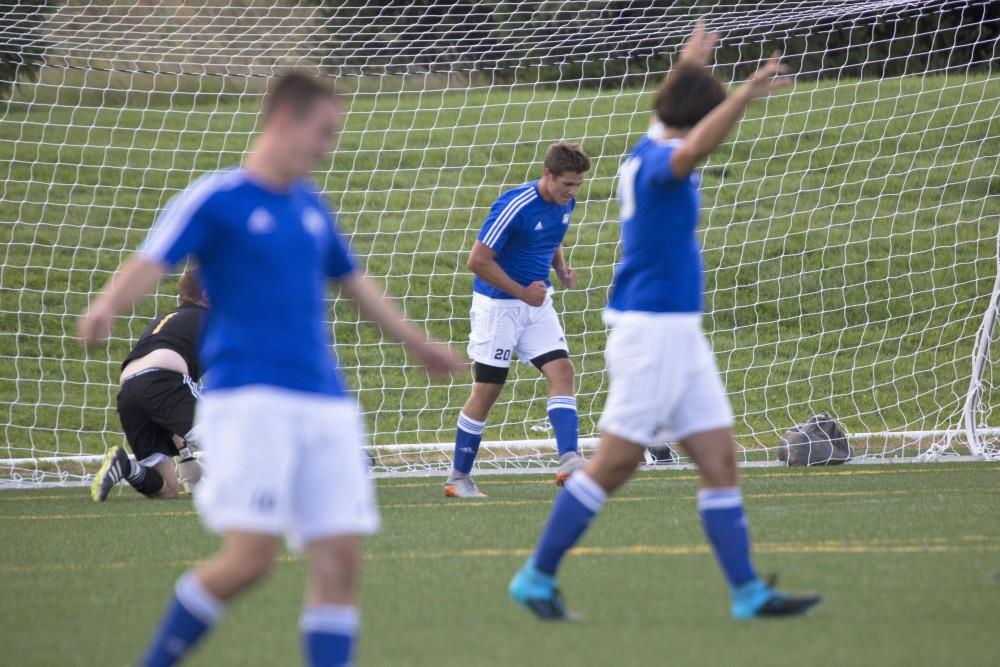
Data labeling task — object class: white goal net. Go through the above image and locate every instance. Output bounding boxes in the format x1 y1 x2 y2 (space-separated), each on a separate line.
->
1 0 998 487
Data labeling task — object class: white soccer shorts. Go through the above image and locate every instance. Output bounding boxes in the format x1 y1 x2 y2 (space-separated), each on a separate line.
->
467 290 568 368
598 310 734 446
194 386 380 545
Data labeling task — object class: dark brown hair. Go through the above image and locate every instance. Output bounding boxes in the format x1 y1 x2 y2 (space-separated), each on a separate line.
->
653 63 727 128
261 71 338 122
178 266 203 305
543 142 591 177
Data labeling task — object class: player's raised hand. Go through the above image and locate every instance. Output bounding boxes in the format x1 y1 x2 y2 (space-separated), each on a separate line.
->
520 280 548 307
743 51 793 99
679 18 719 67
77 304 114 348
407 340 467 378
556 265 577 289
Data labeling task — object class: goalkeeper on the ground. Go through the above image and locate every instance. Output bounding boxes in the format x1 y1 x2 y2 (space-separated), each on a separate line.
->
91 266 206 501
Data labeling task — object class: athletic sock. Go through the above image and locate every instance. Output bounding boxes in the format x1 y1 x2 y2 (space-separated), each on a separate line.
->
141 571 224 667
698 487 758 588
452 413 485 475
532 472 606 575
127 460 165 496
301 605 359 667
546 396 579 457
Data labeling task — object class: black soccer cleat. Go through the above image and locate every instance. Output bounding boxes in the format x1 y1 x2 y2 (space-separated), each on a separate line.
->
754 592 822 617
731 576 821 619
91 446 131 502
521 588 575 621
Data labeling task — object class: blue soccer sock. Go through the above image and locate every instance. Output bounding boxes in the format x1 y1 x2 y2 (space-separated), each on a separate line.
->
141 571 224 667
698 487 758 588
546 396 579 457
452 412 485 475
301 605 359 667
532 472 607 575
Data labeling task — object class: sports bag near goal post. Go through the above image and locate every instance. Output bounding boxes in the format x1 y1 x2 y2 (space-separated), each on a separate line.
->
778 413 851 466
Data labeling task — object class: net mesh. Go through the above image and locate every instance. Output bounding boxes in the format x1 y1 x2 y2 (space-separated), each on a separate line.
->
1 0 999 486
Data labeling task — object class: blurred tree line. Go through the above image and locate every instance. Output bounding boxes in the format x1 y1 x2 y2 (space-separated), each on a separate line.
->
1 0 997 95
309 0 999 84
0 0 50 97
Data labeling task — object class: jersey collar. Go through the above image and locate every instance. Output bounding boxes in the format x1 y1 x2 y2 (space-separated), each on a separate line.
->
647 122 684 146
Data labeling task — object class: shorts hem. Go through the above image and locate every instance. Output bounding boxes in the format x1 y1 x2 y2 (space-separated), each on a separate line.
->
467 352 513 369
198 515 284 537
597 421 658 448
673 418 736 443
137 452 172 468
298 519 382 542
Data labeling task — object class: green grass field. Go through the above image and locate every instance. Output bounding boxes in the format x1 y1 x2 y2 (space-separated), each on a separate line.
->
2 74 1000 471
2 463 998 666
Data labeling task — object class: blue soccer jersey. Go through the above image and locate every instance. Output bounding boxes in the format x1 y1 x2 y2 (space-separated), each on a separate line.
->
473 181 575 300
608 130 703 313
139 168 356 396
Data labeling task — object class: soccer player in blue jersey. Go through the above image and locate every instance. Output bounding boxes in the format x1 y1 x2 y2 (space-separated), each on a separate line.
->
509 23 822 620
78 72 463 667
445 143 591 497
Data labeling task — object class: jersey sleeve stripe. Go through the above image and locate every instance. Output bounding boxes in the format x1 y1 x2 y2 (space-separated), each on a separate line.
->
138 171 231 262
483 189 536 247
481 189 538 248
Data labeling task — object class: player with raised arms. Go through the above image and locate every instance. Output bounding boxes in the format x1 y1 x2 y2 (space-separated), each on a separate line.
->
509 23 822 620
78 71 463 666
91 265 206 502
445 142 591 497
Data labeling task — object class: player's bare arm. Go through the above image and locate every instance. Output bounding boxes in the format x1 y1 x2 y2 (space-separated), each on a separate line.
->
467 240 547 306
78 255 166 347
551 246 576 288
678 18 719 67
670 54 791 178
337 273 465 377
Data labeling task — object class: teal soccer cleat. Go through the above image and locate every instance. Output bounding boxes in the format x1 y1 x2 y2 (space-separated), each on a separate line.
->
730 577 821 619
509 561 579 621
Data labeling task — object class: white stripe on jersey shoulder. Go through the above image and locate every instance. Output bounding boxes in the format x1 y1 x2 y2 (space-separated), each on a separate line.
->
139 169 245 262
646 122 682 146
482 186 539 248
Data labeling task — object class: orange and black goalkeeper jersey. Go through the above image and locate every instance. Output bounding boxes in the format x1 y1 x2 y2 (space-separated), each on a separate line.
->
121 303 207 381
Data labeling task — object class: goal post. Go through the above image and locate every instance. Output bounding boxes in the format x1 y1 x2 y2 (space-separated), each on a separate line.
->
1 1 999 487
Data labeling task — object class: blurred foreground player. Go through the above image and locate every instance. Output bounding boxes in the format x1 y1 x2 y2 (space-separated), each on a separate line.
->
92 266 205 502
509 22 821 621
78 71 463 667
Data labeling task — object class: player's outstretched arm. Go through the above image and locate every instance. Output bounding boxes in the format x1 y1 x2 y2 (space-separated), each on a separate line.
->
678 18 719 67
670 53 792 179
338 273 465 377
77 255 166 347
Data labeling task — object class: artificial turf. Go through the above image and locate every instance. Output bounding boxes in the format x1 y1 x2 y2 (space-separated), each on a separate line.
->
2 462 998 666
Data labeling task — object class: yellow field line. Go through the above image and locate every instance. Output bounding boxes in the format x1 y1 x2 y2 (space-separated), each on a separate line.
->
387 464 999 489
1 486 987 520
0 495 81 501
1 510 198 521
2 536 997 575
2 463 995 501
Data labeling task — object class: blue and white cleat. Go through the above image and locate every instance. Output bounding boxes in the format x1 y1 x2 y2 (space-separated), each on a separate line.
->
444 475 487 498
730 577 821 619
509 560 579 621
554 451 585 486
